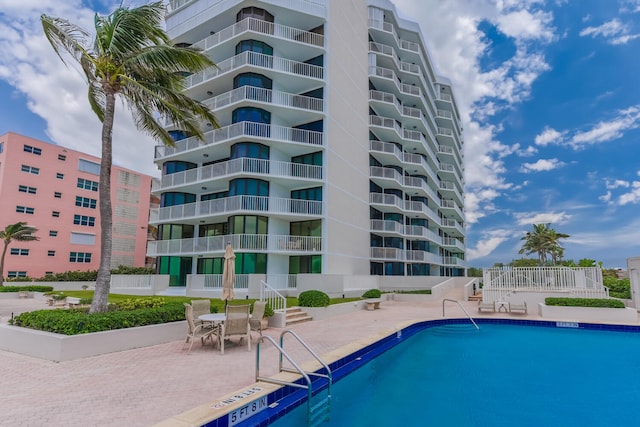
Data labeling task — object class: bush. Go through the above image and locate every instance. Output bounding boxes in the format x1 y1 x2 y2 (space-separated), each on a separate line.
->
545 298 625 309
604 277 631 299
11 301 185 335
34 270 98 282
362 289 381 299
298 290 330 307
6 276 33 282
264 303 274 318
0 285 54 293
115 297 166 310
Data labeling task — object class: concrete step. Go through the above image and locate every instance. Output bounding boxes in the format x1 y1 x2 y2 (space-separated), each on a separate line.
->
468 292 483 301
285 307 313 326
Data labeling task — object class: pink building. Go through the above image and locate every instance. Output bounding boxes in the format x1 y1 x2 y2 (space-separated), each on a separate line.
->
0 132 153 279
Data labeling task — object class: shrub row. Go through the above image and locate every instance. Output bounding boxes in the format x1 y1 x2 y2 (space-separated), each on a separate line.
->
545 298 625 309
0 285 54 293
11 301 185 335
31 266 155 282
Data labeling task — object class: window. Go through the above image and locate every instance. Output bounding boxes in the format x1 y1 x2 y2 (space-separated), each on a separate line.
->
70 252 92 263
18 185 37 194
23 145 42 155
54 192 62 198
10 248 29 256
230 142 269 160
233 72 273 90
77 178 98 191
291 186 322 201
232 107 271 124
52 211 60 217
49 230 58 237
78 158 100 175
292 151 323 166
70 232 96 245
228 178 269 197
48 250 56 257
160 192 196 207
162 161 197 175
73 214 95 227
7 271 27 278
0 142 3 153
16 206 35 214
56 173 64 179
21 165 39 175
235 39 273 55
58 154 66 161
75 196 97 209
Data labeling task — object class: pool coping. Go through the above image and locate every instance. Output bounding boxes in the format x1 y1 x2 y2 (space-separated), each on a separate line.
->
156 318 640 427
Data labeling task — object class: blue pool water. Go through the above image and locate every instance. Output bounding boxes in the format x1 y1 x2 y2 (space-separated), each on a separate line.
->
265 322 640 427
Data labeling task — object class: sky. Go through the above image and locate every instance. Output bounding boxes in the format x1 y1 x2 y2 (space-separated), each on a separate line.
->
1 0 639 268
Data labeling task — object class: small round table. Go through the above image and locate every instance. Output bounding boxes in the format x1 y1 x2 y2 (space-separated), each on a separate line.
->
198 313 226 323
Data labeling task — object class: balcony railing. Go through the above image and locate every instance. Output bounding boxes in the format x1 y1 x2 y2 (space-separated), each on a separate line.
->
185 50 324 90
192 17 325 52
443 237 465 251
369 192 404 210
370 219 404 234
155 121 324 159
147 234 322 256
161 158 322 189
153 195 323 222
370 247 442 264
204 86 324 113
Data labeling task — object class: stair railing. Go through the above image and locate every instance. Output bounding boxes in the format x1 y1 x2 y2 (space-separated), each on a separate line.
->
260 280 287 328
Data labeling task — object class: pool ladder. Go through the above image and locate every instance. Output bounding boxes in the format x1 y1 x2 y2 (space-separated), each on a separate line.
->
256 330 333 426
442 298 480 329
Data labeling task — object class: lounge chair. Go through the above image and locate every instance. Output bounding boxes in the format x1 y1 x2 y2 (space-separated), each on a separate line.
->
250 301 267 339
191 299 211 327
509 302 527 314
182 303 217 354
219 304 251 355
478 301 496 313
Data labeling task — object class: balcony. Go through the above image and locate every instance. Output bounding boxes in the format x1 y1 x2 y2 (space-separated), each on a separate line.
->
369 192 404 212
441 218 465 236
151 195 323 223
442 237 465 252
370 219 404 235
147 233 322 256
203 86 324 114
443 256 467 267
405 224 442 244
404 199 440 226
160 158 323 190
370 247 442 264
192 17 325 52
439 180 464 205
440 199 465 221
155 121 324 160
184 51 324 91
403 175 439 205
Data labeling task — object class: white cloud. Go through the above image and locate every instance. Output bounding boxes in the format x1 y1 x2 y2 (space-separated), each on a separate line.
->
0 1 160 177
605 179 630 189
514 211 572 225
497 9 555 41
570 105 640 147
579 18 640 45
520 158 565 173
534 126 564 146
466 228 518 259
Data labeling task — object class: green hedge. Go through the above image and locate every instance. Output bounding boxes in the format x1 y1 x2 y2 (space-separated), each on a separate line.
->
298 290 330 307
11 301 185 335
545 298 625 308
0 285 54 293
362 289 381 299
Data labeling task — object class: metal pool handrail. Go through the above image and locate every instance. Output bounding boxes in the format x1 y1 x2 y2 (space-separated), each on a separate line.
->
280 330 333 398
442 298 479 330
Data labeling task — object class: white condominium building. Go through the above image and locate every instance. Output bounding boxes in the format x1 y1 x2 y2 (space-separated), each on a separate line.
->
150 0 466 288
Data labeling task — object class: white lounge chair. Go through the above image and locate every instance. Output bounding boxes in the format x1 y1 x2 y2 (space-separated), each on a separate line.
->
478 301 496 313
509 302 527 314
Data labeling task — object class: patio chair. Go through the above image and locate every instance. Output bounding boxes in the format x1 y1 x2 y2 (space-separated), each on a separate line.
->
219 304 251 355
191 299 211 327
250 301 267 339
182 303 217 354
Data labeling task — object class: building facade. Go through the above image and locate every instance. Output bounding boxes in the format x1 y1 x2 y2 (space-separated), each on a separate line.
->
0 132 153 279
150 0 466 287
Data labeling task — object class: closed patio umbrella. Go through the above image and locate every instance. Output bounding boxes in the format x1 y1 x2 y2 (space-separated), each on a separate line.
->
221 243 236 305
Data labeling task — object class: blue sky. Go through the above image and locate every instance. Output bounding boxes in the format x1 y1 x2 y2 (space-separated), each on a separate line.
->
1 0 639 268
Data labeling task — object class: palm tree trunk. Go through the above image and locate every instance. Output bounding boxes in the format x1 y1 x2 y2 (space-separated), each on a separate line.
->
0 242 8 286
90 91 116 313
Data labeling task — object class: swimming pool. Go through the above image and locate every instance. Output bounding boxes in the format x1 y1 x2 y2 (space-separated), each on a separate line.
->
210 319 640 427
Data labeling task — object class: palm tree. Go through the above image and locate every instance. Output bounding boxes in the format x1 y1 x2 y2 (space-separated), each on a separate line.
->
518 224 569 266
41 2 218 312
0 222 39 285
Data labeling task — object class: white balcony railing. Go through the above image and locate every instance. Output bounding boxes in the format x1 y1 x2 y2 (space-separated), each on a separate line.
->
155 121 324 159
184 50 324 90
147 234 322 256
161 158 322 189
153 195 323 222
204 85 324 113
192 17 325 52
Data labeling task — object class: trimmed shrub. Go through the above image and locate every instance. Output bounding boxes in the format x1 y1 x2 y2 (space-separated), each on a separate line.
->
298 290 330 307
545 297 625 309
115 297 166 310
11 301 185 335
362 289 381 299
0 285 54 293
264 303 274 318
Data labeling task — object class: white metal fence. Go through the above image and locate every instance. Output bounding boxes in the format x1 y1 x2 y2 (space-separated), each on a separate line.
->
482 267 608 303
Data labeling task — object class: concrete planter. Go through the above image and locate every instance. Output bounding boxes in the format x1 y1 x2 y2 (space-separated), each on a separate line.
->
538 303 638 323
0 321 186 362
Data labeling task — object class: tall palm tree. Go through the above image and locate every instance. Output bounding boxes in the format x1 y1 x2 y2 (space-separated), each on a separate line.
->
518 224 570 266
0 222 39 285
41 2 218 312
